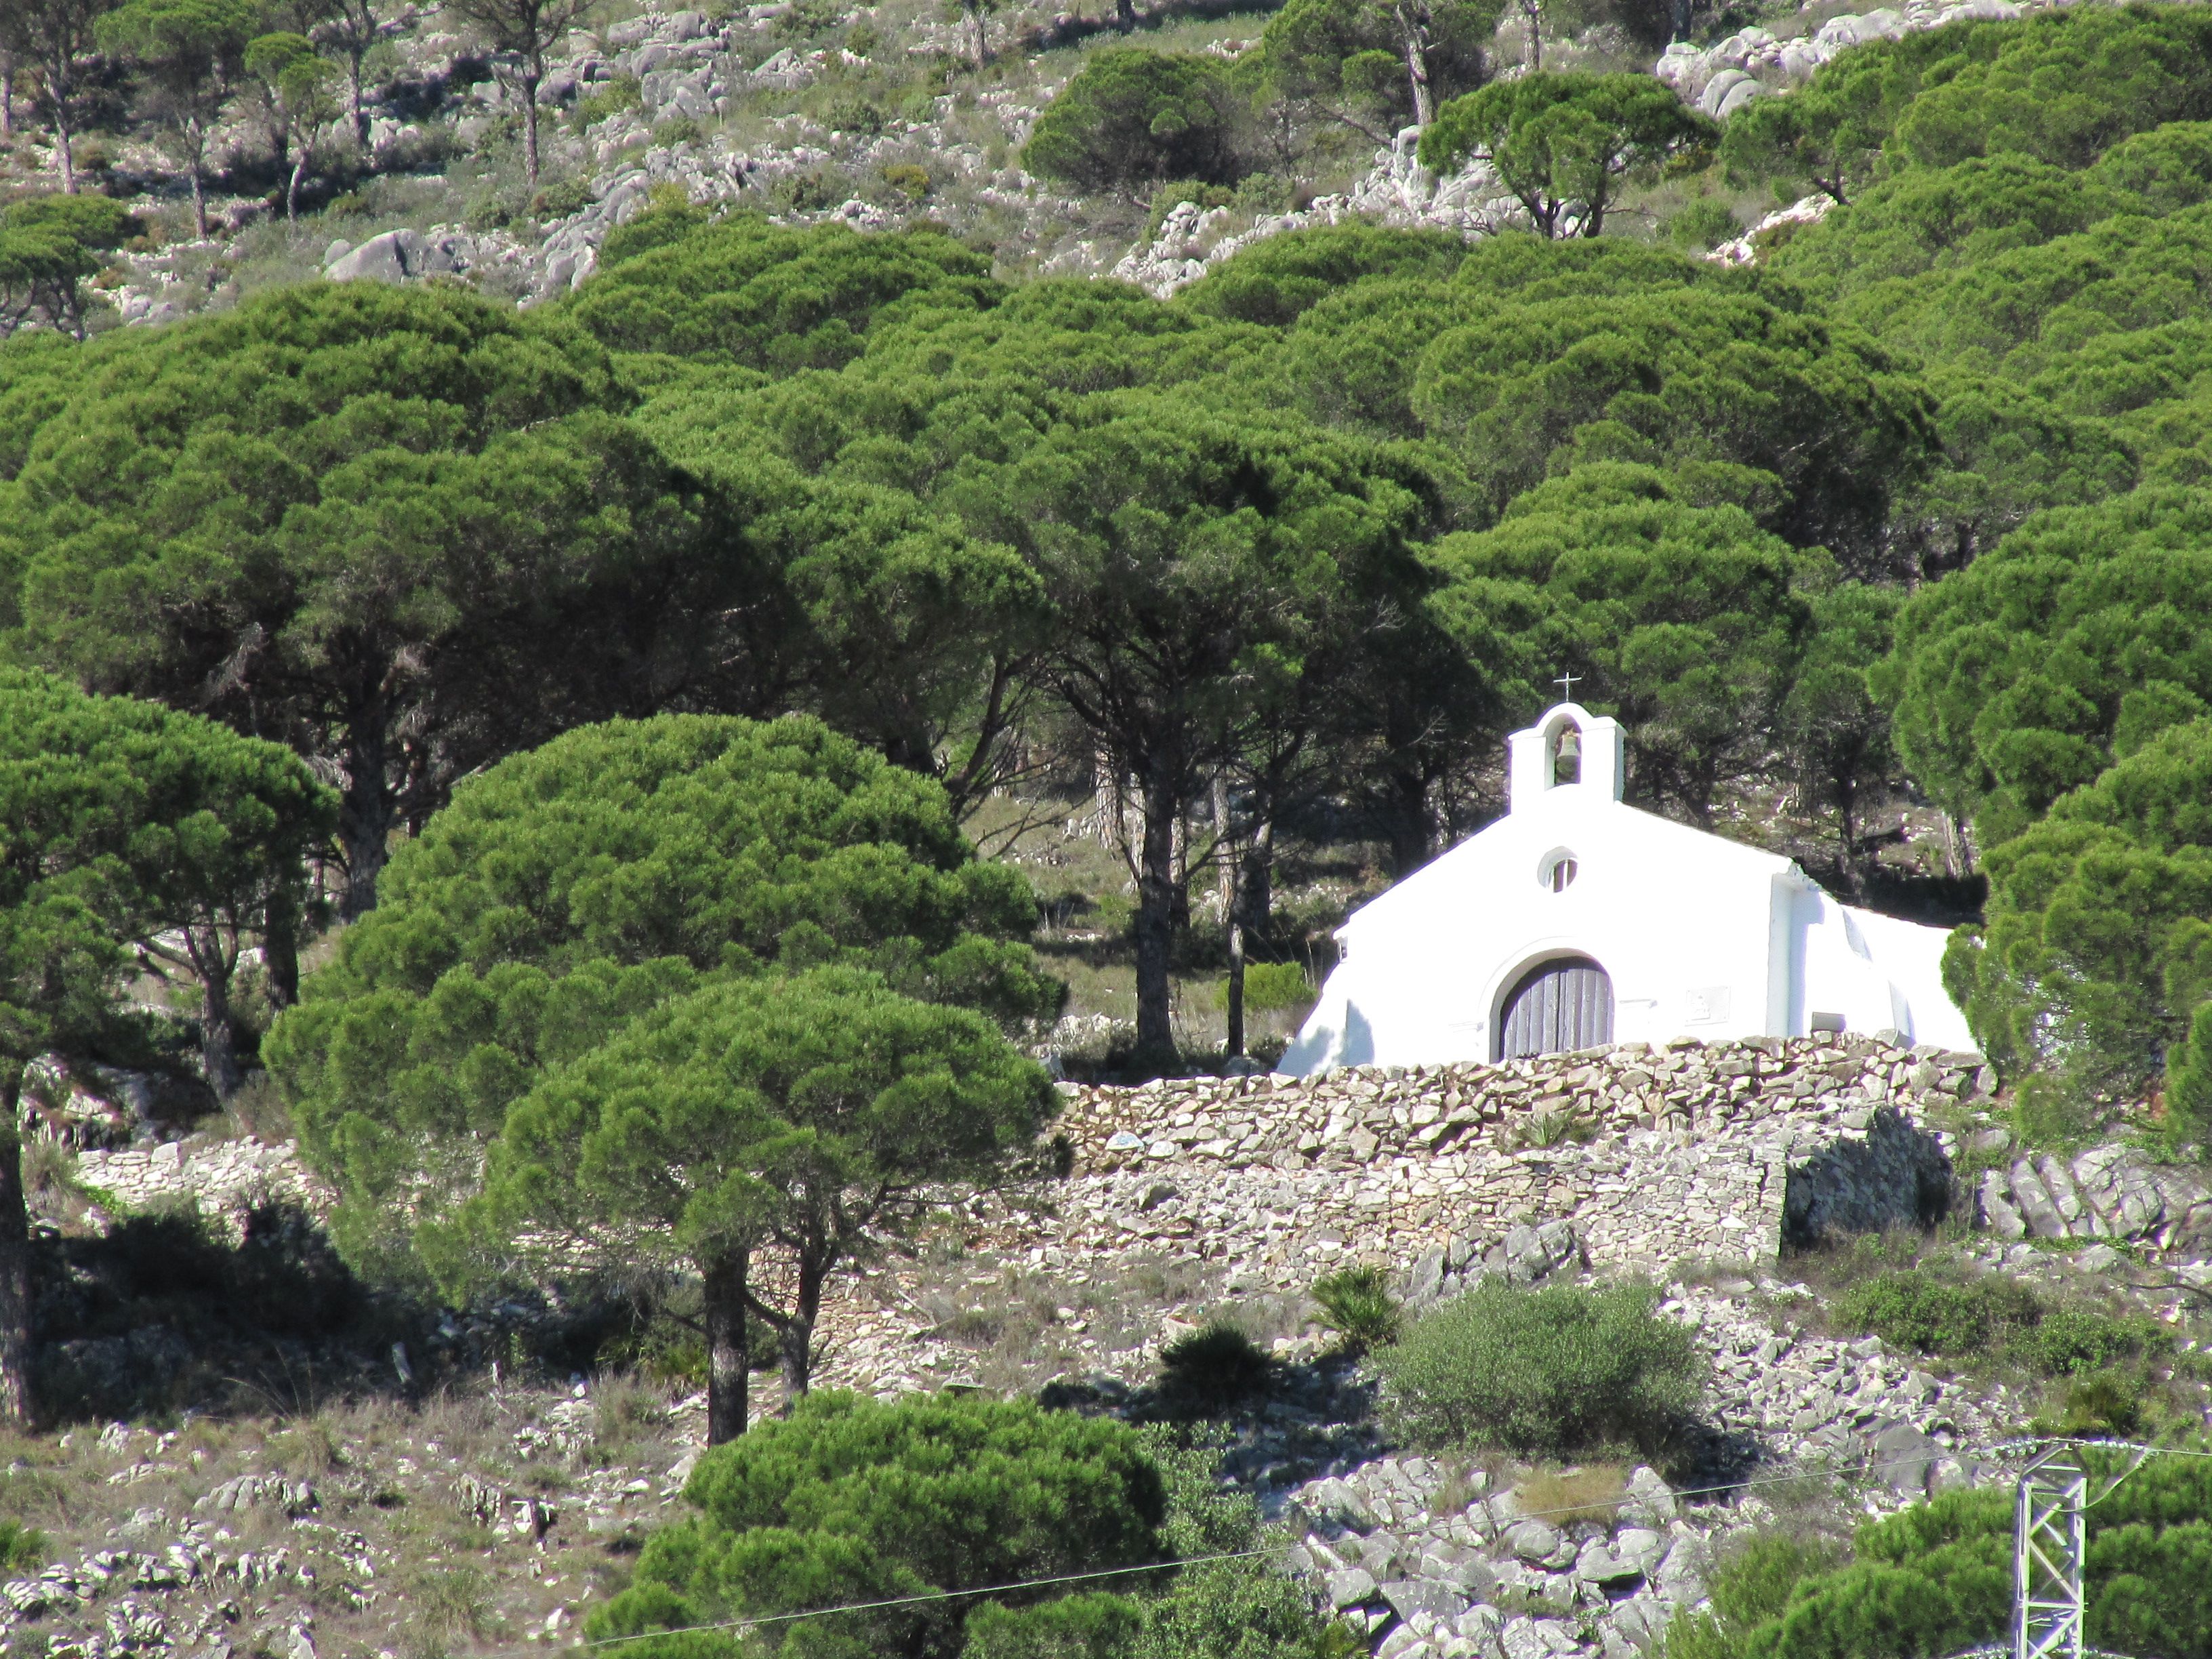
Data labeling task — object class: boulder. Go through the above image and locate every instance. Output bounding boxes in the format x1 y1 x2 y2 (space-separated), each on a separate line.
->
1870 1420 1940 1497
327 229 419 283
1716 79 1766 119
1507 1519 1562 1562
1327 1566 1378 1608
1699 69 1758 116
1384 1579 1471 1624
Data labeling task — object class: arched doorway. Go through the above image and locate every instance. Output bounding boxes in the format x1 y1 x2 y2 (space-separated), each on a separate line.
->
1497 956 1614 1059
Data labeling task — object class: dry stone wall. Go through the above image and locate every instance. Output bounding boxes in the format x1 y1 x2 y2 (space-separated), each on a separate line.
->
1046 1037 1983 1286
73 1138 331 1235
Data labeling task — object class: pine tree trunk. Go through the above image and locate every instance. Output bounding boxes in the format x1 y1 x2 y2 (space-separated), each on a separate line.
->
264 888 302 1010
776 1256 824 1404
0 1067 34 1428
1132 763 1180 1070
338 703 392 920
703 1252 750 1445
522 66 542 188
348 49 369 148
201 971 244 1102
1239 815 1274 946
187 120 209 238
3 54 15 140
1214 776 1243 1059
1399 12 1434 127
1115 0 1135 32
1383 764 1431 878
53 108 76 192
1832 765 1864 902
1226 922 1245 1059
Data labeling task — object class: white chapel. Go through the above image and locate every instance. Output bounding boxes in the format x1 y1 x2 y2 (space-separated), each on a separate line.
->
1282 701 1976 1074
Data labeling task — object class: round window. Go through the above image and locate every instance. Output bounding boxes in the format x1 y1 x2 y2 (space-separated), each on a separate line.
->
1538 849 1578 892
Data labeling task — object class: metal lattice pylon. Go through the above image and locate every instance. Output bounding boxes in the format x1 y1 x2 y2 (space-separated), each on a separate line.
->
2016 1449 2087 1659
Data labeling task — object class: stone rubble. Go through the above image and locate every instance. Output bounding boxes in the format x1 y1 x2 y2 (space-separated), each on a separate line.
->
38 1036 2211 1658
1654 0 2029 113
1110 132 1525 298
0 1401 696 1658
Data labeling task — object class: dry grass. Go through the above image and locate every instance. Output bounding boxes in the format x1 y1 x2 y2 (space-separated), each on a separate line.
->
1515 1464 1628 1526
899 1244 1268 1393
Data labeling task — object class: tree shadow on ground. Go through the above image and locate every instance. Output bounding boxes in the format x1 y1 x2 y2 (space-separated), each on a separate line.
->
28 1204 622 1424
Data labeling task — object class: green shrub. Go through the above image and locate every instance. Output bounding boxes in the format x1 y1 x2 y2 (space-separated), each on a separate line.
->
2011 1073 2103 1148
773 0 841 36
1665 1531 1849 1659
586 1391 1167 1659
0 1519 46 1572
773 170 841 212
1214 962 1311 1015
883 163 932 201
599 199 710 267
2014 1305 2169 1376
529 178 592 220
1135 1430 1364 1658
573 75 642 129
655 115 703 147
1375 1280 1702 1457
1837 1269 2042 1359
1668 199 1741 251
1839 1268 2169 1377
2047 1372 2142 1437
1158 1322 1272 1414
1309 1265 1399 1353
1710 1533 1849 1631
1231 172 1295 216
1025 52 1242 196
464 190 514 231
962 1593 1144 1658
825 96 884 136
1176 222 1465 327
1682 1456 2212 1659
1145 178 1233 242
1137 1553 1365 1659
845 22 880 56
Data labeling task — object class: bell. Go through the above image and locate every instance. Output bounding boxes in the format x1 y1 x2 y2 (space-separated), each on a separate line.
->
1556 729 1582 762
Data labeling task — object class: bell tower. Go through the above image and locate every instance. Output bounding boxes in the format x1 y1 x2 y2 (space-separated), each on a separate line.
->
1507 703 1625 811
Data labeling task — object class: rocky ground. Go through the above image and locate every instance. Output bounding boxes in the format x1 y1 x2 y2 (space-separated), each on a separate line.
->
9 1035 2205 1659
1 0 2094 336
5 1243 2195 1659
0 1380 697 1659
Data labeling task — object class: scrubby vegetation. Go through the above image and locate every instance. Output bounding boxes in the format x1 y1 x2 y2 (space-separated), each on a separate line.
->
1839 1268 2173 1380
1310 1266 1401 1355
1376 1281 1704 1458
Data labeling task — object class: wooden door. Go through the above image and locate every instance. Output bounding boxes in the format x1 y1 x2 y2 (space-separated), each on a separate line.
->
1498 957 1613 1059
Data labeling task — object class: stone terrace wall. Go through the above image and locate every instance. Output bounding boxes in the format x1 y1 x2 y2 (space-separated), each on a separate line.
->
73 1137 331 1235
1038 1038 1986 1289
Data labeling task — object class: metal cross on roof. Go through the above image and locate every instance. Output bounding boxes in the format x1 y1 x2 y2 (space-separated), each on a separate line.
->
1555 672 1581 701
